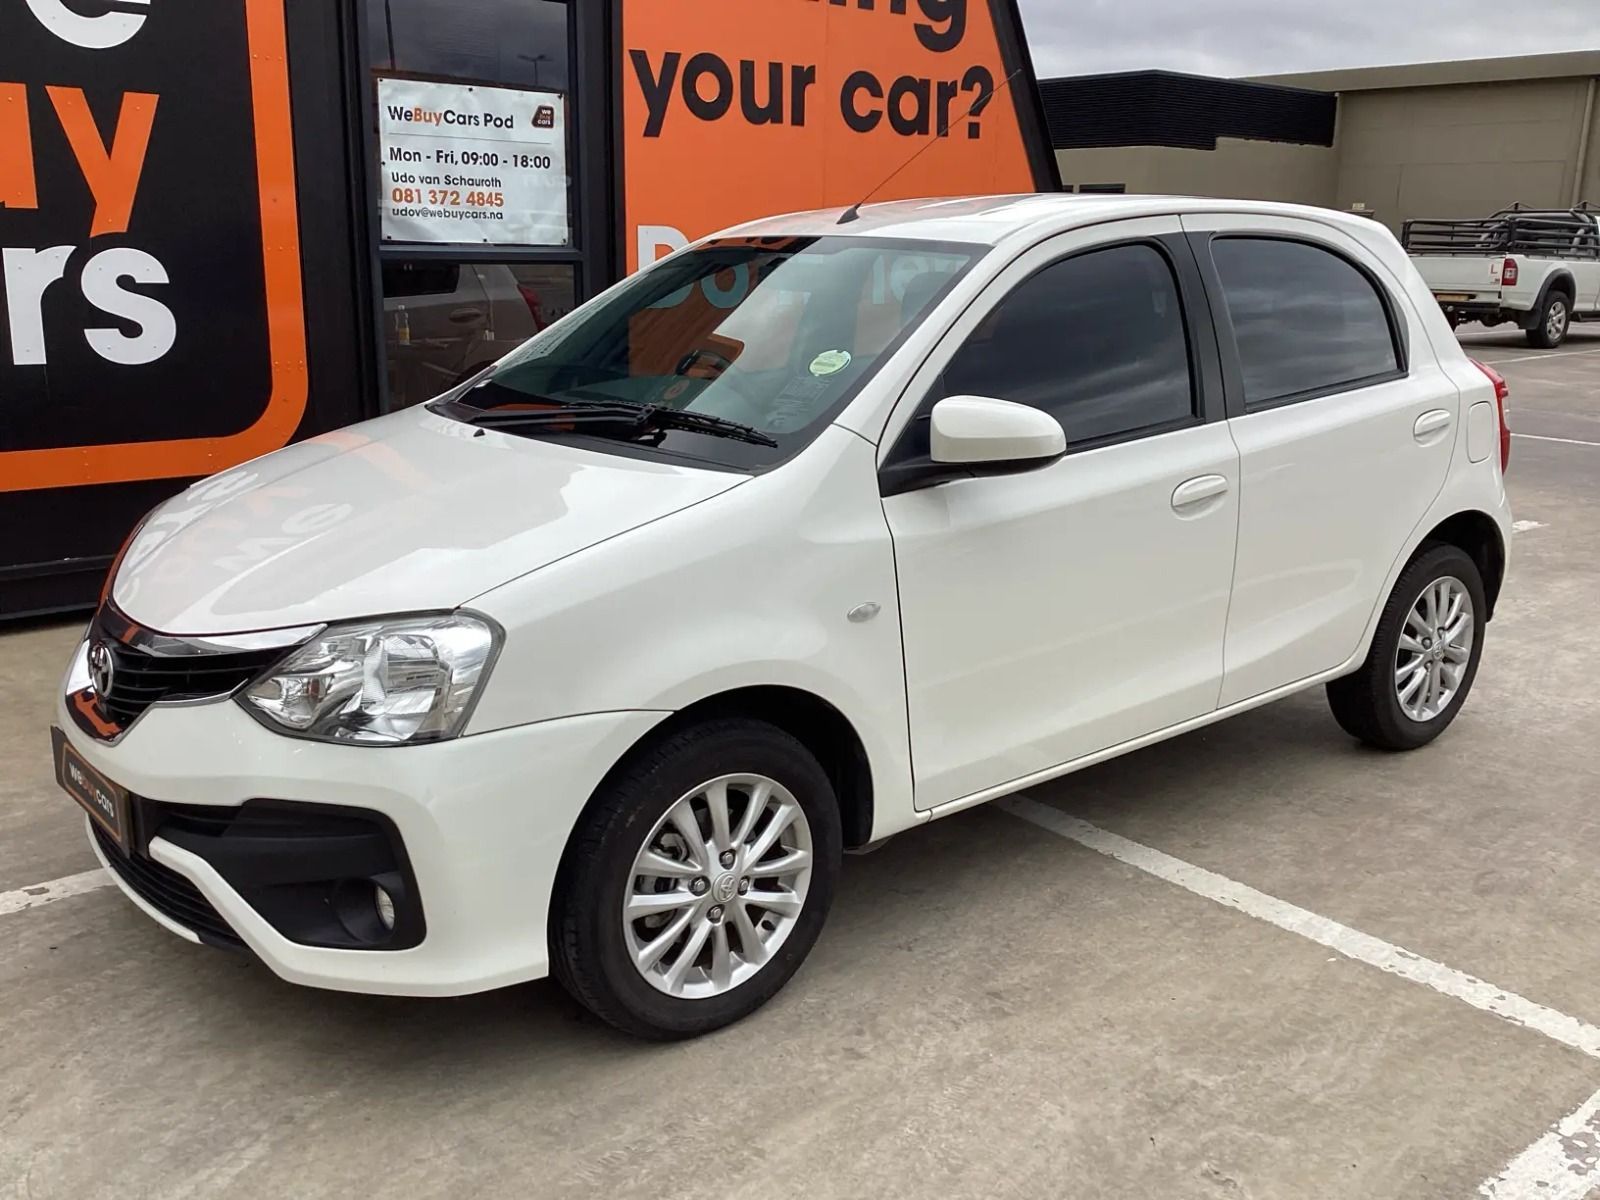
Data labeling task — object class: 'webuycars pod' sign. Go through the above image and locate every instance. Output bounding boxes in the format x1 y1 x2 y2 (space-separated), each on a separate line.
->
620 0 1057 271
0 0 306 494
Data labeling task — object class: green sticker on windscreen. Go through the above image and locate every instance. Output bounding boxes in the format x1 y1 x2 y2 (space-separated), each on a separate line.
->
809 349 852 378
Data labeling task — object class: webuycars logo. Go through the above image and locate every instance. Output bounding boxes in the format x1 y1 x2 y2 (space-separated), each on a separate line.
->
0 0 307 493
391 105 450 127
384 102 516 130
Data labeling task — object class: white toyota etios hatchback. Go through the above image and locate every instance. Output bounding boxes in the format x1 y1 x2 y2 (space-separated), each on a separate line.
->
55 196 1513 1039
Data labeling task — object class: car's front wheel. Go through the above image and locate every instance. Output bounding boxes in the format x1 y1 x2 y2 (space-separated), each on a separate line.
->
1326 543 1487 751
551 719 842 1039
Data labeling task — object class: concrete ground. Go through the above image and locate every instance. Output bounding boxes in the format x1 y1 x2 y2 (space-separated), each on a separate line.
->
2 327 1598 1200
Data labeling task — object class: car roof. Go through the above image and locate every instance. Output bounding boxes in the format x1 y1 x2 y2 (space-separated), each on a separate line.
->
713 193 1389 249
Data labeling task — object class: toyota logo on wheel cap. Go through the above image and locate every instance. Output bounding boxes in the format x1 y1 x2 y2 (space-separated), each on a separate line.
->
87 640 115 699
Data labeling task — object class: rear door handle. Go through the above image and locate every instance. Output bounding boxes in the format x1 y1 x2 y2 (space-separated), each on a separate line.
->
1414 409 1454 443
1171 474 1230 513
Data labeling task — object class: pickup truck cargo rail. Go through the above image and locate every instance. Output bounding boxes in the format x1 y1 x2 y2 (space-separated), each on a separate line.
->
1402 209 1600 260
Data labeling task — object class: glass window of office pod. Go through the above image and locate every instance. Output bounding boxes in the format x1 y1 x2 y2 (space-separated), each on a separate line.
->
366 0 581 409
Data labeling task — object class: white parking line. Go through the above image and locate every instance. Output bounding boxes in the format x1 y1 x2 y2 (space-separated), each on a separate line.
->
1000 797 1600 1055
1512 520 1548 533
0 868 111 917
1513 433 1600 448
999 795 1600 1197
1479 1087 1600 1199
1467 346 1600 366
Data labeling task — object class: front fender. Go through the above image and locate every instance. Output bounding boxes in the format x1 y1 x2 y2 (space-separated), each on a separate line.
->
1520 270 1576 326
463 426 916 834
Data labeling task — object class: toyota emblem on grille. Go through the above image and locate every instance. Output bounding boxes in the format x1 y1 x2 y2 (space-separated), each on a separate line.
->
87 640 115 699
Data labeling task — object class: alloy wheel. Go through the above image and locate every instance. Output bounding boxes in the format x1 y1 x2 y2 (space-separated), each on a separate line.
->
1548 299 1569 343
1395 576 1475 722
623 774 813 999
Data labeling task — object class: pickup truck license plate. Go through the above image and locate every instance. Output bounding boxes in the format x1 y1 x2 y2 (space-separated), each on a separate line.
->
1433 292 1473 303
51 726 130 854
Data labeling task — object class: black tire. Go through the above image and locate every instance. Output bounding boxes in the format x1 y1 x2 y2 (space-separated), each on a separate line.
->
1526 289 1571 349
550 718 842 1040
1326 544 1487 751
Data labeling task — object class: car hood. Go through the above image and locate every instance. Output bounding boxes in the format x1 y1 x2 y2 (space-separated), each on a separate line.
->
112 406 746 634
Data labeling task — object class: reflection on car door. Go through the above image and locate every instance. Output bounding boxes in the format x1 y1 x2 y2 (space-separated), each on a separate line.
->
880 220 1241 811
1182 216 1459 706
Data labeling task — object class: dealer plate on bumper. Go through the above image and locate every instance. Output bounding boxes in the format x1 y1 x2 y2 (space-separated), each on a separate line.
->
51 726 131 854
1434 293 1474 303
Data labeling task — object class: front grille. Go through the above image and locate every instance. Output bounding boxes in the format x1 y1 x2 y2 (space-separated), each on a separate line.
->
94 822 243 948
90 612 284 729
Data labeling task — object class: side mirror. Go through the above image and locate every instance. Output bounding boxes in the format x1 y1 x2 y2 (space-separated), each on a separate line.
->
930 395 1066 466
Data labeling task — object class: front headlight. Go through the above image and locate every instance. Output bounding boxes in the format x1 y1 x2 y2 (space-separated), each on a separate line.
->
241 613 501 746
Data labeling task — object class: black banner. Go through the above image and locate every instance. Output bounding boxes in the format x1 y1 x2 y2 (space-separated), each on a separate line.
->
0 0 374 616
0 0 271 450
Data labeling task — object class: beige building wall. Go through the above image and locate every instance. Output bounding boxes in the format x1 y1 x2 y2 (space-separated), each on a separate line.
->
1054 139 1339 206
1334 78 1598 227
1057 54 1600 235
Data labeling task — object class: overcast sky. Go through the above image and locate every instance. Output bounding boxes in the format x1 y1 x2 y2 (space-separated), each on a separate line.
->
1017 0 1600 79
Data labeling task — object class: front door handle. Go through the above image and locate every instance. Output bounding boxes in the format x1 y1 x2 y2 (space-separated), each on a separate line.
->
1171 474 1230 513
1414 409 1454 443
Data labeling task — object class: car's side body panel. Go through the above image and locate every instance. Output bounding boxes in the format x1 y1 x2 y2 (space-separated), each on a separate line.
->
1179 213 1464 707
872 217 1242 810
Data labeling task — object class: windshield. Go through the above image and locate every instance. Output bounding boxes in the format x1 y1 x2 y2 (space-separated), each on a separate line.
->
435 235 983 469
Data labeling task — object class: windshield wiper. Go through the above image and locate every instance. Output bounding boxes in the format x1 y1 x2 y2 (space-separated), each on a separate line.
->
465 401 779 448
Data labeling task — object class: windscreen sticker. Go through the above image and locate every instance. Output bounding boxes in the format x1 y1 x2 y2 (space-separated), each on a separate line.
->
775 376 828 404
809 349 852 377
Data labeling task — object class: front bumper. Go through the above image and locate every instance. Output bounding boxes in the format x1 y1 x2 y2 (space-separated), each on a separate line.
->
56 689 665 996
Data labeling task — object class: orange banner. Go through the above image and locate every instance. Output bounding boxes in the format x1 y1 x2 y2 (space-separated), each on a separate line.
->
621 0 1053 272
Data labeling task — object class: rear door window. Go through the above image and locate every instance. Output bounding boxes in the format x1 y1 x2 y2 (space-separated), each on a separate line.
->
1211 238 1402 410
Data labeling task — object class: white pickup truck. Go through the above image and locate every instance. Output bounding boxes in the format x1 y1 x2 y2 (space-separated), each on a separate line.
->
1402 204 1600 347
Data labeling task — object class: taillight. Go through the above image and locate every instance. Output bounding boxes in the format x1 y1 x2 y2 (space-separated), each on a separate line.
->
516 283 547 329
1501 257 1519 287
1471 358 1511 472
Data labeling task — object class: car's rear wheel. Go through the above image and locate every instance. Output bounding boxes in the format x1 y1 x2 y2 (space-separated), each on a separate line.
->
1326 544 1487 751
1527 291 1571 349
550 719 841 1039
